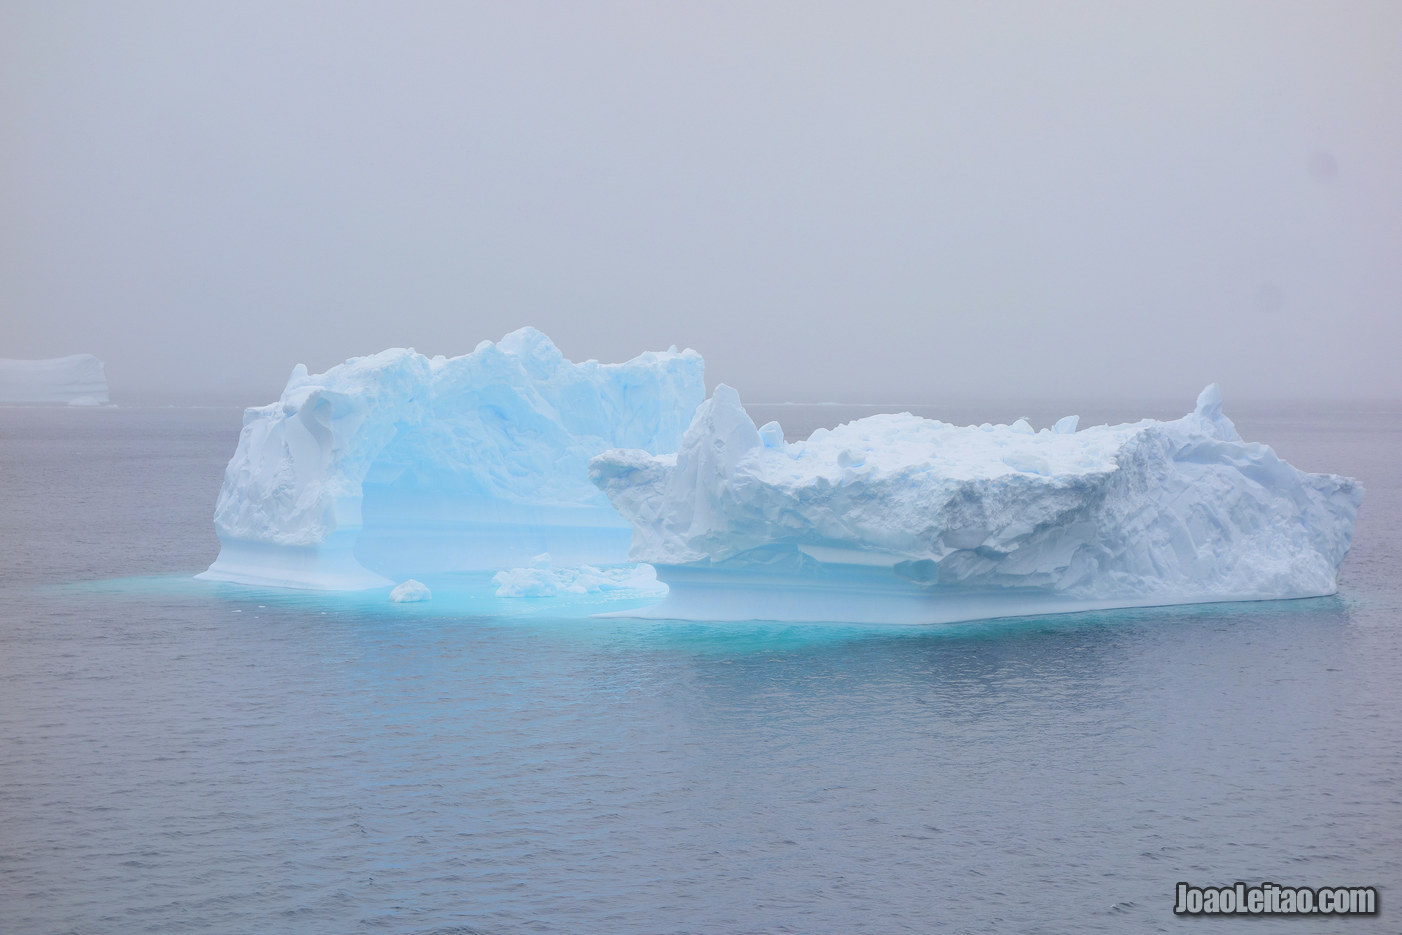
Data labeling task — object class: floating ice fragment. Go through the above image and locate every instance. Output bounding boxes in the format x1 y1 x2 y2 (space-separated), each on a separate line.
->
492 553 664 598
390 579 431 602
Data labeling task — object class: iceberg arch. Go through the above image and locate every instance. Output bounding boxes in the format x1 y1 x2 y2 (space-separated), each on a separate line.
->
590 384 1364 624
199 328 704 589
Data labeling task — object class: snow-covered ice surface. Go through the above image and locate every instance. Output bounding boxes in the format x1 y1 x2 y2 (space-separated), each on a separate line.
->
199 328 703 589
0 355 109 406
591 384 1364 624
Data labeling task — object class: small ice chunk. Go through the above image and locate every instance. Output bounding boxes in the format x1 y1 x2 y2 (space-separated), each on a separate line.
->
492 566 558 597
390 579 432 602
758 421 785 448
1053 415 1079 434
492 560 664 598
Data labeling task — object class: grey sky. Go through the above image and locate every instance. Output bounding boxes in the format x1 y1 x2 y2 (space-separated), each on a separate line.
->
3 1 1399 405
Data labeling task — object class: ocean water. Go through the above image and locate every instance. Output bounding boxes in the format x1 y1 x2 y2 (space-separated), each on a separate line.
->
1 401 1399 934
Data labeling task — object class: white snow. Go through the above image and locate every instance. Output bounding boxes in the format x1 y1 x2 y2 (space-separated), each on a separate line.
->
390 579 432 602
0 355 110 406
491 553 665 598
199 328 704 590
590 384 1364 624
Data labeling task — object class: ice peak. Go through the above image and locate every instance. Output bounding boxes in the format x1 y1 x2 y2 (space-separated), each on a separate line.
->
685 384 760 473
496 325 556 353
1195 383 1223 419
1190 383 1241 441
495 326 566 378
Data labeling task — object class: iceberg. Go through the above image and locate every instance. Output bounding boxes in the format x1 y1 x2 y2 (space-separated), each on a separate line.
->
199 328 704 589
590 384 1363 624
0 354 109 406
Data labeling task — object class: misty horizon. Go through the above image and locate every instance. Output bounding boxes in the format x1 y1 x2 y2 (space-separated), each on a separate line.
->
4 2 1400 404
21 337 1402 413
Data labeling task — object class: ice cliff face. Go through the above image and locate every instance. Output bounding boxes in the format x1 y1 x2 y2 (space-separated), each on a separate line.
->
0 355 109 405
590 384 1363 623
200 328 704 589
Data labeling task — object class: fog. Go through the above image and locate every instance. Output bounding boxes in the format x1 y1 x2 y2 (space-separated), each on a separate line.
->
3 2 1399 405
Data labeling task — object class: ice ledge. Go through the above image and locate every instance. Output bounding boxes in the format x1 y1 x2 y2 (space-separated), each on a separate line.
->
196 537 394 591
599 548 1340 625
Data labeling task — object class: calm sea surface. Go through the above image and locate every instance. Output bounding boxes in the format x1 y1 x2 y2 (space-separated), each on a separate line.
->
1 401 1399 934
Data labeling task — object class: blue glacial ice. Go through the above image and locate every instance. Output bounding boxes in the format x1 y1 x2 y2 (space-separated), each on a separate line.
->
199 328 704 589
0 354 109 406
589 384 1363 624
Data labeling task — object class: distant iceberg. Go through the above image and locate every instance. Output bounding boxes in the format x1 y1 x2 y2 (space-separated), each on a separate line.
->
590 384 1363 624
199 328 704 590
0 354 109 406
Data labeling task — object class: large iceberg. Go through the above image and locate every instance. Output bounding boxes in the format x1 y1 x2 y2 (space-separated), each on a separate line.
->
199 328 704 589
0 354 109 405
590 384 1363 624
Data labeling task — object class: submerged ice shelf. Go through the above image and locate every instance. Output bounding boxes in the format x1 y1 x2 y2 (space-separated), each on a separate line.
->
589 384 1363 624
200 328 704 589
